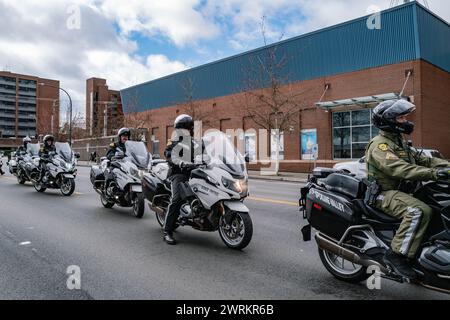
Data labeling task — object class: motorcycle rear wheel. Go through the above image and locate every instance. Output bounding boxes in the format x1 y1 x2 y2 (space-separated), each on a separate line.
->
318 248 369 283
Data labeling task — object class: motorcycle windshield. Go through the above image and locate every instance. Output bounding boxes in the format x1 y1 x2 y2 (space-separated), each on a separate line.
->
125 141 150 169
203 131 246 177
27 143 40 157
56 142 74 162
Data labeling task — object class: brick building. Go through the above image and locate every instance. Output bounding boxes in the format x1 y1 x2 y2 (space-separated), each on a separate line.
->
86 77 123 138
0 71 59 149
119 2 449 172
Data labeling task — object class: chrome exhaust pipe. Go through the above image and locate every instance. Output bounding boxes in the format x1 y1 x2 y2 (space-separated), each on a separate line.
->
315 233 389 274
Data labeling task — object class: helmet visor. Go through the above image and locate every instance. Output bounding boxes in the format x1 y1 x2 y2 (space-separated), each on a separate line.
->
383 100 416 120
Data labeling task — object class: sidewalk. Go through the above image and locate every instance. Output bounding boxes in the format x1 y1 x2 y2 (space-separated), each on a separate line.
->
247 170 308 183
76 161 309 183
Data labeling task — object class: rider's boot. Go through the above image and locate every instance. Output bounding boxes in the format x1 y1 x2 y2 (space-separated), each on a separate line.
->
383 249 417 280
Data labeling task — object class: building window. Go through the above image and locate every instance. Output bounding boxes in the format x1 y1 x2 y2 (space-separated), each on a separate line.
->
332 109 379 159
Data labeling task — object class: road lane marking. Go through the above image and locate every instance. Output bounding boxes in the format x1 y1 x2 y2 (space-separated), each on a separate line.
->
247 196 298 207
19 241 31 246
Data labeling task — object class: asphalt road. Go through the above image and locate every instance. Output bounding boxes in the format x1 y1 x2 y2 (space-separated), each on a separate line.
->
0 162 448 300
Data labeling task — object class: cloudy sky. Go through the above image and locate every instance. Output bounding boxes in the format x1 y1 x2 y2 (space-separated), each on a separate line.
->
0 0 449 117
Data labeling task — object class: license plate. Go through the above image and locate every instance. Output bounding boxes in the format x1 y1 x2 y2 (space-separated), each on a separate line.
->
63 174 75 179
131 185 142 193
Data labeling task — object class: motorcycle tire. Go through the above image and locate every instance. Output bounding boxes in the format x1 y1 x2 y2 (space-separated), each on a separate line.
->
133 193 145 219
219 211 253 250
60 178 76 197
34 181 46 193
318 248 369 283
101 194 115 209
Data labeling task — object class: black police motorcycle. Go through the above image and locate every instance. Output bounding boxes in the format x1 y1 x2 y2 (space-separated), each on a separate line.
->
90 140 150 218
34 142 79 196
300 167 450 294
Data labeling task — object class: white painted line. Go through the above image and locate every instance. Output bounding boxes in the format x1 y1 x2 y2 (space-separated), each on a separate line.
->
19 241 31 246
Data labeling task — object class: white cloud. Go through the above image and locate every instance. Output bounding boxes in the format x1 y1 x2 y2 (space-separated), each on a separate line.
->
98 0 220 47
0 0 188 118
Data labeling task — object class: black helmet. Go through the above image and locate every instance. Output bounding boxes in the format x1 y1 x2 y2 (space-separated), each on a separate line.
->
174 114 194 131
117 127 131 139
372 99 416 135
23 136 31 147
43 134 55 146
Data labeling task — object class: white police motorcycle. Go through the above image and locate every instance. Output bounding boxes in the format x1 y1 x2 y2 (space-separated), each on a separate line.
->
90 140 150 218
34 142 79 196
142 131 253 250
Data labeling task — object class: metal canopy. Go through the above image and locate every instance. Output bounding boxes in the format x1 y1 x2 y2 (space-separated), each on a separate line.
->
315 93 403 110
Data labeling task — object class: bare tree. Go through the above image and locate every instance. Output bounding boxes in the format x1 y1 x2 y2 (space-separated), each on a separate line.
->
123 89 152 141
242 16 307 175
176 77 213 128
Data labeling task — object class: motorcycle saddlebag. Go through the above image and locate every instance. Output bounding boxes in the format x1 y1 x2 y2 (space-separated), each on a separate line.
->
142 174 166 203
306 188 358 240
90 166 104 187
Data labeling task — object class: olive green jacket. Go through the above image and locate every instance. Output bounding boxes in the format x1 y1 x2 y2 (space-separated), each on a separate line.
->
365 131 449 191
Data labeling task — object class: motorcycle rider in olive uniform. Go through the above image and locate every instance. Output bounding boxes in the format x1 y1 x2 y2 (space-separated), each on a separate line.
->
366 99 450 279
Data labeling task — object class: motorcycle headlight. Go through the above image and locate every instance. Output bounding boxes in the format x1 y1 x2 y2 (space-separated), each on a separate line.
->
222 177 242 193
65 163 73 170
130 167 140 179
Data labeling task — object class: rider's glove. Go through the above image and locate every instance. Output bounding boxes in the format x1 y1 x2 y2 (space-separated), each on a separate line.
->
180 161 196 170
435 167 450 181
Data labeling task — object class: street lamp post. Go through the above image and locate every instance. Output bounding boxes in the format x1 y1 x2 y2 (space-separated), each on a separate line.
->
38 83 73 145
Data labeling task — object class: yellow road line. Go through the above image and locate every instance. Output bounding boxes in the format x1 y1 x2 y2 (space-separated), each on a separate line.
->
248 196 298 207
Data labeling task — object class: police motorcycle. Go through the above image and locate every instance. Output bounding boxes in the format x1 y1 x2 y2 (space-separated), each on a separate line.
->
300 167 450 294
34 142 79 196
90 140 150 218
16 143 41 184
142 130 253 250
7 152 20 175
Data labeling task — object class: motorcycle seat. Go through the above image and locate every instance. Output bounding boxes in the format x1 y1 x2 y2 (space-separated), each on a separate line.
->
354 199 401 224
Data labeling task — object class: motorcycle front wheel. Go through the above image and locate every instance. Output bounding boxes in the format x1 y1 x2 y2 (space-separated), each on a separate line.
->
60 178 75 196
17 171 26 184
318 248 369 283
34 181 46 193
219 211 253 250
101 193 115 208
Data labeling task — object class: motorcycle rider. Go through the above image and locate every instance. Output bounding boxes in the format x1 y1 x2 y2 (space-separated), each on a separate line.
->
103 128 131 190
366 99 450 279
38 135 56 180
106 128 130 160
163 114 201 245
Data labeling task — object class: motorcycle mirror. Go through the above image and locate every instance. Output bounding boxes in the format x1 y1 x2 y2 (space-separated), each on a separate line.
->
74 152 81 159
244 153 250 163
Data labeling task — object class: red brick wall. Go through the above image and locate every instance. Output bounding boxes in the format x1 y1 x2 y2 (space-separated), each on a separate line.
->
419 62 450 158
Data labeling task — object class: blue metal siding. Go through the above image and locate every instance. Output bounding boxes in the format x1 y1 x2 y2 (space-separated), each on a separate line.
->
121 3 446 113
416 5 450 73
